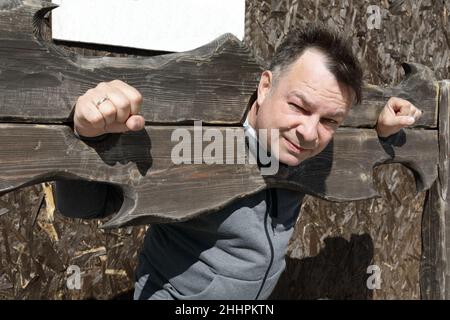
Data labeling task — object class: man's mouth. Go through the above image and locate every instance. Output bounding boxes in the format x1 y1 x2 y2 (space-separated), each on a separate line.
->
284 137 306 154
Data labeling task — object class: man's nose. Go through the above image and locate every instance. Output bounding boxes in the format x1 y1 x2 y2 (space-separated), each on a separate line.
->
296 117 319 149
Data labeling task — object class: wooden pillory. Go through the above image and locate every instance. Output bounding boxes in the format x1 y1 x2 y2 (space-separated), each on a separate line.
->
0 0 448 299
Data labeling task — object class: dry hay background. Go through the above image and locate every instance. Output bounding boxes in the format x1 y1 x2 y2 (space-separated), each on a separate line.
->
0 0 449 299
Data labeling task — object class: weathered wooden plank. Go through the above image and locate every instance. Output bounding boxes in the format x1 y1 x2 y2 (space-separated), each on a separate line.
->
0 0 439 128
0 124 438 228
343 63 439 128
421 182 447 299
0 1 262 125
420 80 450 299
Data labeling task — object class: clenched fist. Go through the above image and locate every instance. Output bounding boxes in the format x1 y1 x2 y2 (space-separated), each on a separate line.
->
376 97 423 138
73 80 145 138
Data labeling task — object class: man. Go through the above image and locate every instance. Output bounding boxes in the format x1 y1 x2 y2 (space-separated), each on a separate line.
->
55 23 422 299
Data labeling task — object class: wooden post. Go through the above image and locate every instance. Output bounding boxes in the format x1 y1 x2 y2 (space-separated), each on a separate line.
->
421 80 450 299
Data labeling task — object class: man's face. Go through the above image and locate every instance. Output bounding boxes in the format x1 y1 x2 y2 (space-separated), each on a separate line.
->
251 48 353 166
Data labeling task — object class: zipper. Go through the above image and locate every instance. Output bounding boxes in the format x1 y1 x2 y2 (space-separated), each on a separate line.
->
254 188 276 300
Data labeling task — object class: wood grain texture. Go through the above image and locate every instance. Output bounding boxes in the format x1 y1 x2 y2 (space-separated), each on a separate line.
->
0 124 438 228
0 0 441 229
344 63 439 128
0 0 448 300
420 80 450 299
0 1 261 125
0 0 439 128
271 163 426 299
247 0 448 300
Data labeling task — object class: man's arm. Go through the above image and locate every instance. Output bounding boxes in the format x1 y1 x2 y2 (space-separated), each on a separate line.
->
55 80 144 219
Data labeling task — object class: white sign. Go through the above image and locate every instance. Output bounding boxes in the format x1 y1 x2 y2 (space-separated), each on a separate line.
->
51 0 245 52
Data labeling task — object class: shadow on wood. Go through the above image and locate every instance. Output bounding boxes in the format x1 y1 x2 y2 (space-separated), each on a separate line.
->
270 234 375 299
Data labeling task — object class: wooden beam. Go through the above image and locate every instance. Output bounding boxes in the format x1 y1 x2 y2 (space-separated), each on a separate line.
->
344 63 439 128
0 0 261 124
0 124 438 228
420 80 450 299
0 0 441 229
0 0 439 127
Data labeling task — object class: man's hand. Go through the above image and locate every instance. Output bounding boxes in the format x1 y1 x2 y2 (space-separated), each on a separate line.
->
376 97 423 138
74 80 145 138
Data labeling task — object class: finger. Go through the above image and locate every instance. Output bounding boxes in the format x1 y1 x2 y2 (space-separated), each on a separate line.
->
412 108 423 121
105 114 144 134
96 82 131 124
396 115 416 126
378 112 396 127
75 95 106 130
388 97 413 115
96 99 117 125
105 122 130 134
125 115 145 131
109 80 143 115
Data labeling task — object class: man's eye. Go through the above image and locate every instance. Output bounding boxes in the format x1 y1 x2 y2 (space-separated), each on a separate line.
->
322 118 339 126
289 103 303 111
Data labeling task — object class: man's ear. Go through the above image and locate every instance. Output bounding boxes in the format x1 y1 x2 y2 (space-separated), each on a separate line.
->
257 70 273 108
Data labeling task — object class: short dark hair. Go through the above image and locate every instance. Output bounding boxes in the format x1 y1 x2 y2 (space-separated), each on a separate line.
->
269 22 363 105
